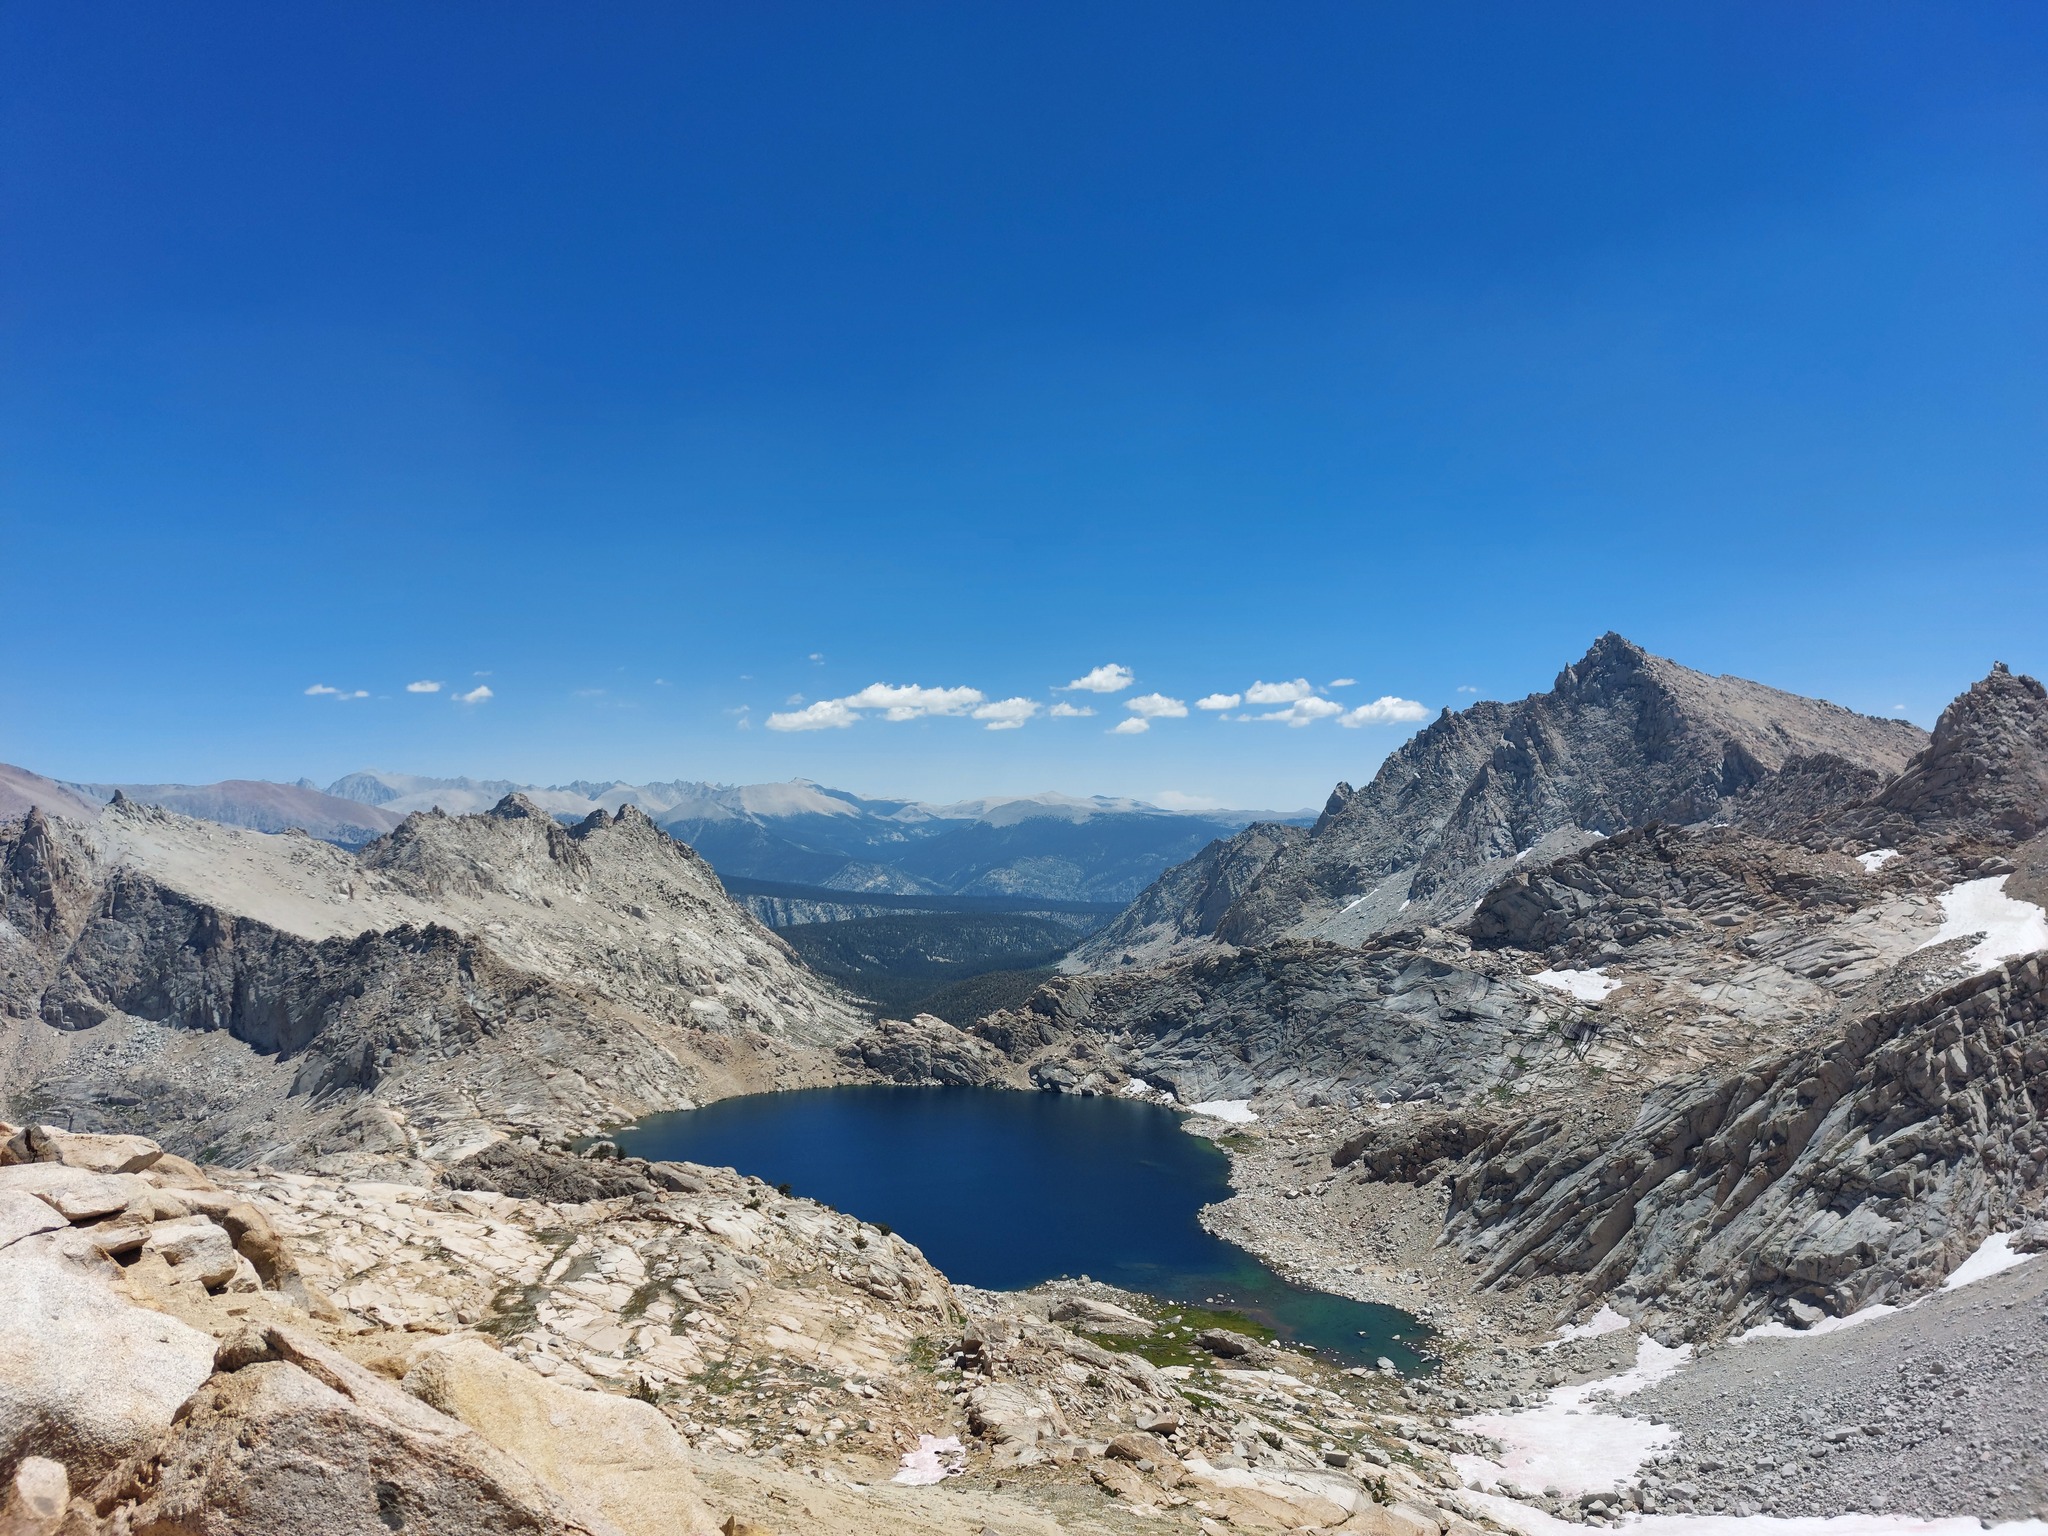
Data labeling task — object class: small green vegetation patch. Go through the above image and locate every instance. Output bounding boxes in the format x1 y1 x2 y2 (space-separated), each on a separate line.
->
1074 1299 1278 1370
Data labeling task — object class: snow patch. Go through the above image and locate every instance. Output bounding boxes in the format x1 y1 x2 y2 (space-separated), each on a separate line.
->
1919 876 2048 972
1855 848 1900 872
1531 968 1620 1004
1120 1077 1153 1098
1456 1337 1689 1496
892 1434 966 1485
1737 1303 1902 1343
1942 1231 2031 1290
1541 1304 1631 1350
1189 1099 1258 1124
1740 1232 2034 1342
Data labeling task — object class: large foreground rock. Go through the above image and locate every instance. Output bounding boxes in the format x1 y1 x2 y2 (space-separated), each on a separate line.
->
405 1337 720 1536
0 1230 216 1481
84 1358 610 1536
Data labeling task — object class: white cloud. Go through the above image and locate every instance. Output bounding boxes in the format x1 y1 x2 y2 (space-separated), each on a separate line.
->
1341 695 1429 726
972 697 1041 731
766 699 859 731
1327 677 1357 689
454 685 494 705
1154 789 1223 811
767 682 983 732
784 693 806 705
1195 692 1242 711
842 682 983 720
1049 701 1096 718
1125 693 1188 719
808 652 825 663
406 680 443 694
1245 678 1316 705
1258 696 1346 727
1061 663 1134 694
1456 684 1480 694
1110 717 1150 735
303 684 367 700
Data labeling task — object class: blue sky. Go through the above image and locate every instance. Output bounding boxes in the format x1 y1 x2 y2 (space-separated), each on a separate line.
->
4 3 2044 809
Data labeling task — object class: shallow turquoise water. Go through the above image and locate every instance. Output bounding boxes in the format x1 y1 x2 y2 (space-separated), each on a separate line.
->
615 1085 1432 1371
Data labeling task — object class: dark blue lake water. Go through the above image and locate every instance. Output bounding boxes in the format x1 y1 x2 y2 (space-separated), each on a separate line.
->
614 1086 1430 1371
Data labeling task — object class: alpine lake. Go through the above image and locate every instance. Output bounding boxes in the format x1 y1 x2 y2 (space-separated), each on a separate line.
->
613 1085 1432 1372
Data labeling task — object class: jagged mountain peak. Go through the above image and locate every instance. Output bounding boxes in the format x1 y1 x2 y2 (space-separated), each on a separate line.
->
1079 637 1929 960
1553 629 1651 689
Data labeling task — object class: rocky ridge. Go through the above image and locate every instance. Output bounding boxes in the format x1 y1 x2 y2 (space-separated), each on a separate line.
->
0 793 865 1167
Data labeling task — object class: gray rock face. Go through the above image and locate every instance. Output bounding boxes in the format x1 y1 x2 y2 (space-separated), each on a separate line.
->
838 1014 1013 1088
982 939 1564 1106
1413 955 2048 1335
1098 635 1926 956
1066 821 1306 972
1465 823 1876 964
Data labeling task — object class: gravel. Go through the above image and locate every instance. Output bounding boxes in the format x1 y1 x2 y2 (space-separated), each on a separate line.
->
1629 1253 2048 1522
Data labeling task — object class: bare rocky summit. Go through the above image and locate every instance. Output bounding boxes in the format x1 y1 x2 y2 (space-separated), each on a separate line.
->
1074 634 1926 965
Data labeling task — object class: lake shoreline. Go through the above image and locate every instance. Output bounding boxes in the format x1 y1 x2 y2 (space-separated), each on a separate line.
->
610 1083 1434 1371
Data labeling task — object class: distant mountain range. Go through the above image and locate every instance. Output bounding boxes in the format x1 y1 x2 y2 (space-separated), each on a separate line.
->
0 765 1312 905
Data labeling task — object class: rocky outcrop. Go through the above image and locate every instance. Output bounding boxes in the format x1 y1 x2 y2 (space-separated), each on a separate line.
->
837 1013 1016 1087
1465 823 1878 964
404 1337 719 1536
981 939 1571 1106
1385 954 2048 1336
1832 663 2048 849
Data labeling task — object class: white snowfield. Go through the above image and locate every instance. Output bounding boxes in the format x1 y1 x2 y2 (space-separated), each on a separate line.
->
1456 1336 1688 1496
1531 967 1621 1004
1918 876 2048 973
1855 849 1901 873
1188 1099 1258 1124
